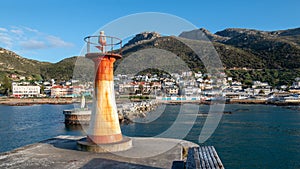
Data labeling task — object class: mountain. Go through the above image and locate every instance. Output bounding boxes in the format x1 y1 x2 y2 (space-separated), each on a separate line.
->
179 28 229 42
119 35 264 73
178 27 300 86
179 27 300 69
124 32 161 47
120 27 300 86
1 27 300 87
214 28 300 69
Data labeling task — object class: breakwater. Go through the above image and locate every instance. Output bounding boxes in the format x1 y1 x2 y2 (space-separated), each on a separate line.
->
118 100 159 124
64 100 159 125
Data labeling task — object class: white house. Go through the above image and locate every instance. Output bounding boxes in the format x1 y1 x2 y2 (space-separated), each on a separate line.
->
183 86 201 96
194 72 203 78
12 83 40 97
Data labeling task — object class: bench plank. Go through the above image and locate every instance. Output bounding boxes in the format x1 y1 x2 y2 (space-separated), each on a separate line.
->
198 146 206 169
211 146 224 169
194 146 201 169
205 146 217 168
207 146 220 169
186 146 224 169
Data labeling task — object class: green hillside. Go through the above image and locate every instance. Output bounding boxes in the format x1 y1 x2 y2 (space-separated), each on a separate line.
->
0 48 49 81
40 56 78 81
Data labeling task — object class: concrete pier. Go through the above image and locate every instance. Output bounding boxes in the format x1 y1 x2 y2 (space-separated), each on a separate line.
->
0 135 198 169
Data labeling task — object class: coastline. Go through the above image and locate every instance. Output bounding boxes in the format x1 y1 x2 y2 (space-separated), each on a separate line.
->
0 98 74 106
158 99 300 106
1 97 300 106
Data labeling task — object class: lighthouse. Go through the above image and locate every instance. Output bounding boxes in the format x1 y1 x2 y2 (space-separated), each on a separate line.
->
77 31 132 152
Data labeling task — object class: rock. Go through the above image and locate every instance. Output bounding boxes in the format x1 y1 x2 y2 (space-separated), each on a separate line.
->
124 32 161 47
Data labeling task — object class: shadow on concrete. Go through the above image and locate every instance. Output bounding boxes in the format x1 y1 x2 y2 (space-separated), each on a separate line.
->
39 136 186 168
40 137 79 150
171 161 185 169
80 158 164 169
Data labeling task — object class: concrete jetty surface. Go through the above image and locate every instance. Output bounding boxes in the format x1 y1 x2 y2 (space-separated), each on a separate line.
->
0 135 198 169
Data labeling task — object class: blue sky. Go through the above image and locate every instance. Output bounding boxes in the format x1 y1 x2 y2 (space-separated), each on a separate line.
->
0 0 299 63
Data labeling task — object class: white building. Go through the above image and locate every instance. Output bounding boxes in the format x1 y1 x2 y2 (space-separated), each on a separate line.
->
166 87 179 95
194 72 202 78
292 81 300 88
252 81 268 88
183 86 201 96
182 71 193 77
231 84 243 91
12 83 40 97
290 81 300 93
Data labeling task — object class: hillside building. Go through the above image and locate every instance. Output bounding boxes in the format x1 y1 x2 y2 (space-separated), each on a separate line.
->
12 83 40 97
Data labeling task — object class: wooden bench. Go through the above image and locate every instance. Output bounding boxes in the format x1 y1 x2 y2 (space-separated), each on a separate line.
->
186 146 224 169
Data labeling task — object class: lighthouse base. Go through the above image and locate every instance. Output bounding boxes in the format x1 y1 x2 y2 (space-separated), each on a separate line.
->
77 136 132 153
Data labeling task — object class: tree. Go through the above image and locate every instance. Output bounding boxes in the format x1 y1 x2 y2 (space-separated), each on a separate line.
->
138 84 144 94
41 85 45 94
2 76 11 96
243 79 253 87
258 89 265 95
149 82 154 92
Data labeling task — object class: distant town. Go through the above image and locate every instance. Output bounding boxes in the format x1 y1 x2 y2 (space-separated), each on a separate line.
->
1 70 300 104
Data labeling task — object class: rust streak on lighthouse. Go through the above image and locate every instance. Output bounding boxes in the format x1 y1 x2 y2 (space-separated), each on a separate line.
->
87 55 122 144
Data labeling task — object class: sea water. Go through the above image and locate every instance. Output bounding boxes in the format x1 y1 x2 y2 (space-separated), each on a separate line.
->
0 104 299 168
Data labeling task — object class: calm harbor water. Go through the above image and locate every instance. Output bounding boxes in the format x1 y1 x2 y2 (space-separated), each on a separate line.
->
0 103 299 168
